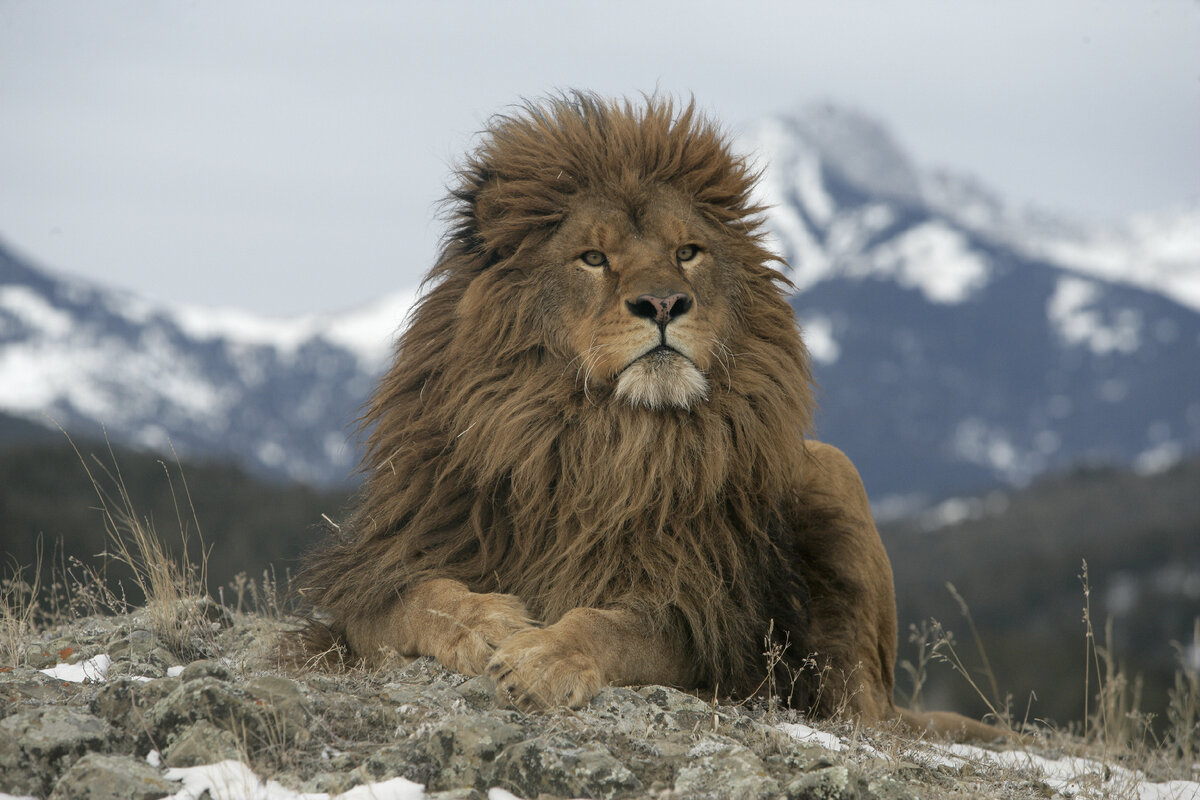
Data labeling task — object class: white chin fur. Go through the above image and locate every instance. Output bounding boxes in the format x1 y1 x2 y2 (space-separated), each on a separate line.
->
614 352 709 410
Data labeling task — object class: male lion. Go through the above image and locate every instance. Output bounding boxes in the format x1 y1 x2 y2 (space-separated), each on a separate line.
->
299 94 998 738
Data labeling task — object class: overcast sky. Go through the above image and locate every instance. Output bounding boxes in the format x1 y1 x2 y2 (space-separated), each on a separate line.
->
1 1 1197 316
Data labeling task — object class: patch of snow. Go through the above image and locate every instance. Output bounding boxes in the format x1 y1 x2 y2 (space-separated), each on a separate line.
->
0 347 57 409
825 203 896 260
134 424 174 451
170 288 416 369
323 290 416 367
0 337 235 423
172 305 326 355
335 777 425 800
0 285 74 337
918 492 1010 531
0 793 38 800
37 653 172 685
159 760 425 800
799 314 840 364
741 119 833 288
867 222 991 304
949 418 1081 488
951 418 1021 478
1134 441 1184 475
102 286 159 325
1032 206 1200 313
777 722 847 752
793 149 834 226
918 742 1200 800
871 493 930 524
39 653 111 683
1105 573 1140 616
167 665 185 678
487 791 526 800
257 440 287 468
1047 277 1142 355
758 183 830 286
148 750 162 767
925 498 972 528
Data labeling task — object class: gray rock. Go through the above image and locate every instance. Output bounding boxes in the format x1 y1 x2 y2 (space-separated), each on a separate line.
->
47 752 175 800
454 675 500 710
364 742 438 786
148 675 271 750
867 776 919 800
673 735 780 799
246 674 311 745
0 609 1032 800
90 675 178 747
493 736 643 799
785 765 855 800
389 655 466 686
0 706 113 797
0 669 75 705
638 684 715 715
424 715 524 790
179 658 233 682
163 718 242 767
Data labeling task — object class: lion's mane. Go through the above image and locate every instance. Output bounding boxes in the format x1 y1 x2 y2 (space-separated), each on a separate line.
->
300 94 856 704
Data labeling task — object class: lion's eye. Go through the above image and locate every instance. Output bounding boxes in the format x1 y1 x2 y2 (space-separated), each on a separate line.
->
580 250 608 268
676 244 700 264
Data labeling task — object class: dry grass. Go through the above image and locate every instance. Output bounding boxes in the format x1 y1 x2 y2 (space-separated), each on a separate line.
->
63 433 222 660
1165 619 1200 765
221 565 291 620
1 546 45 667
893 567 1200 793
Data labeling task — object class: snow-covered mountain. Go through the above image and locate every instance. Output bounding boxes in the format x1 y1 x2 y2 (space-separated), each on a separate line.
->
743 104 1200 508
2 103 1197 502
0 243 415 485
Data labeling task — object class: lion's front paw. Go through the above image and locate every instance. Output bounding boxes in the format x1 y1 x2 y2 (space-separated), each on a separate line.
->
486 627 603 711
431 592 536 676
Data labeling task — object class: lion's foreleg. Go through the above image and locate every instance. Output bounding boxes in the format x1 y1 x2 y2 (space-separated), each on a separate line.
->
343 578 536 673
486 607 693 710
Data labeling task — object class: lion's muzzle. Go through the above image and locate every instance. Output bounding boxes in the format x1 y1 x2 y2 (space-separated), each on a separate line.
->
614 345 709 411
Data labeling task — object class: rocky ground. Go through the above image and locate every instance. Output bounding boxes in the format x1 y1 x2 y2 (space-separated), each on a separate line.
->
1 602 1194 800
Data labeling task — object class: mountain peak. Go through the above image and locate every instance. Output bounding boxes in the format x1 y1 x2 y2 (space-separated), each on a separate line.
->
785 102 923 204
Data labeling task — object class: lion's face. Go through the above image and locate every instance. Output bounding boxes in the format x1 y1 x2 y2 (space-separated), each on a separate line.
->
529 186 737 411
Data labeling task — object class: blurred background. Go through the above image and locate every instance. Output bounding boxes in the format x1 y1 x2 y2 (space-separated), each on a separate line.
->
1 1 1198 731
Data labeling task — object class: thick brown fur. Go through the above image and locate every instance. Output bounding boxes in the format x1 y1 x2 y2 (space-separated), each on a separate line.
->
295 93 1004 739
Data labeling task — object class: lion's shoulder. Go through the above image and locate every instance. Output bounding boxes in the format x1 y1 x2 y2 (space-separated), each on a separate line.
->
801 441 871 514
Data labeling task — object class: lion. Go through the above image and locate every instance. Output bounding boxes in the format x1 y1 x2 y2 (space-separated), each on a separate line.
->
297 93 1002 739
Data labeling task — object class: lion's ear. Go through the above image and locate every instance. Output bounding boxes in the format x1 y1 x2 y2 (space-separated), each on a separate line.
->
470 179 520 264
472 174 569 268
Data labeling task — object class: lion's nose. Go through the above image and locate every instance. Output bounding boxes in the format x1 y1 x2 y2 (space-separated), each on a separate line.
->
626 292 693 326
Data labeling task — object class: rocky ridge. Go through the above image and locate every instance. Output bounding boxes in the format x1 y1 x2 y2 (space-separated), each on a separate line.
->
4 604 1189 800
